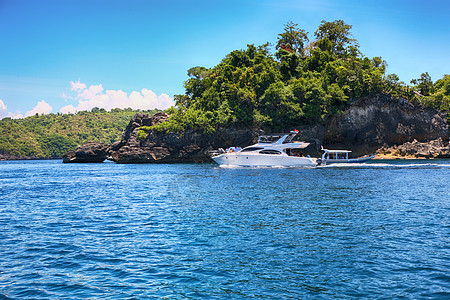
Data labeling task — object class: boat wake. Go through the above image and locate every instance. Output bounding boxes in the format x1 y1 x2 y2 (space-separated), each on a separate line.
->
217 164 316 169
216 162 450 170
319 162 450 169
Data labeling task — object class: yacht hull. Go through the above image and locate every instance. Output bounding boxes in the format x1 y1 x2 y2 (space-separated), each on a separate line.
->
212 153 317 167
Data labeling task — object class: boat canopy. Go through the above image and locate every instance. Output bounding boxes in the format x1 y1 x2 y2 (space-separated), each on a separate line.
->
323 149 352 153
322 148 351 160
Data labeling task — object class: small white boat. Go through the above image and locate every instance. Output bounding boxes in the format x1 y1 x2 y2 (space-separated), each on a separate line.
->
211 131 318 167
321 147 375 164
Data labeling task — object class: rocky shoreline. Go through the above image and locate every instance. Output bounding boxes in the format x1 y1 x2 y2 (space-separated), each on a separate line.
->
61 94 449 164
376 138 450 159
0 154 56 161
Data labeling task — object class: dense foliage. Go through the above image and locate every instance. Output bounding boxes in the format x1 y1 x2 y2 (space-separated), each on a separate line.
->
154 20 449 133
410 73 450 112
0 108 160 158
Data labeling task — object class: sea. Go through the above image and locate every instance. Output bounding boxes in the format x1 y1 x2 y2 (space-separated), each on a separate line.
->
0 159 449 299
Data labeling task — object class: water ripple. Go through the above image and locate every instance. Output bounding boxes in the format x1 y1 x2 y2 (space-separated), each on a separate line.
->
0 160 449 299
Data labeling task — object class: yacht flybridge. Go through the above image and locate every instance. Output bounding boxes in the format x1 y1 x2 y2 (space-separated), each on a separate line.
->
211 131 318 167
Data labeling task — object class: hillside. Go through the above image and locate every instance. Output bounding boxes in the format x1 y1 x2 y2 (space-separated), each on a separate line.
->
0 108 161 159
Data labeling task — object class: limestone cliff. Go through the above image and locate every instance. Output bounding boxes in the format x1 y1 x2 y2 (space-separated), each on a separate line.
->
323 94 448 156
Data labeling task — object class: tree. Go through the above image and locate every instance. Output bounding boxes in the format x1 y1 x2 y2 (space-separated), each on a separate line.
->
276 21 309 56
184 66 211 100
314 20 358 57
410 72 434 96
434 74 450 96
432 74 450 111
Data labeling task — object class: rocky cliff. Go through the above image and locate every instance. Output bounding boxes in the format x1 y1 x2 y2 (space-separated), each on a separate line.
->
323 93 448 156
63 94 449 163
62 142 109 163
106 113 263 163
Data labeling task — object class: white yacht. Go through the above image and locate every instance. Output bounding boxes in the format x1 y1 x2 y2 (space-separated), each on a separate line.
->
321 147 375 164
211 131 318 167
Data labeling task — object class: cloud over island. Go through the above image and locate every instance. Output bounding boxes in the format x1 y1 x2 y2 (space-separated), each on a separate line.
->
1 81 175 119
1 98 53 119
60 81 175 114
0 99 7 118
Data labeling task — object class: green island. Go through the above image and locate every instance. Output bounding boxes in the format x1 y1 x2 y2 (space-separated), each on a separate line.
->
1 20 449 160
0 108 161 159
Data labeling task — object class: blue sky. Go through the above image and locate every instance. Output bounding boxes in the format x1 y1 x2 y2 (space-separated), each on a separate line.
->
0 0 449 118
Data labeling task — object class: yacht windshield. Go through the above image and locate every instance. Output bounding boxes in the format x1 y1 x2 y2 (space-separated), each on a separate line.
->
283 133 295 143
258 135 282 143
259 150 282 155
241 147 264 152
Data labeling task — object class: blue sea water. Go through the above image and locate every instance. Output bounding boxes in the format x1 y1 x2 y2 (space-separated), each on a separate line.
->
0 160 449 299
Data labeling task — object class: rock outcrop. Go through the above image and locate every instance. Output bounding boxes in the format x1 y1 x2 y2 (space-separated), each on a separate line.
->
107 112 263 163
377 138 450 159
63 94 449 163
62 142 109 163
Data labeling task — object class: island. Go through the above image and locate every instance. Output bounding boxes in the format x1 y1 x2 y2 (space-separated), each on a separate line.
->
1 20 449 162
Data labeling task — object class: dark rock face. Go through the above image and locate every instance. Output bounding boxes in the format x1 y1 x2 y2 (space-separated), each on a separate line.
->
108 126 263 163
100 111 264 163
62 142 108 163
323 94 448 156
63 93 449 163
120 112 170 143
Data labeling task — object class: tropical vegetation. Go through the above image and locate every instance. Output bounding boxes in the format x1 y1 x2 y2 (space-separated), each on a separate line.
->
152 20 449 134
0 108 160 158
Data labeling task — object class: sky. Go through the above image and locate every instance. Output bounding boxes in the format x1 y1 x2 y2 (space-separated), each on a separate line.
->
0 0 449 119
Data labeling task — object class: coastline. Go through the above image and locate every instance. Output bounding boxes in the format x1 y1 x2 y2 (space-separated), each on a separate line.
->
374 154 438 160
0 157 62 162
1 155 449 162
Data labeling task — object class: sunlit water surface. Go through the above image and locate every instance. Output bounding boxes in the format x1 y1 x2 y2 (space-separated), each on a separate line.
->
0 160 449 299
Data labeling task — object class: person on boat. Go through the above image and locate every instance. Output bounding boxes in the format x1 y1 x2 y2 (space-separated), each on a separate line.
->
227 147 236 153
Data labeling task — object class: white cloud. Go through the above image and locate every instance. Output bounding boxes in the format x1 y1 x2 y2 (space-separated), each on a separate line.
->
0 99 53 120
79 84 103 100
70 80 87 91
0 99 7 118
7 112 24 119
60 81 175 113
61 92 73 101
59 105 77 114
24 100 53 117
0 99 23 119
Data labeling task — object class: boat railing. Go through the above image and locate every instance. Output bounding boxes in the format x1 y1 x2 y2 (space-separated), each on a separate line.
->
258 135 282 143
208 148 225 157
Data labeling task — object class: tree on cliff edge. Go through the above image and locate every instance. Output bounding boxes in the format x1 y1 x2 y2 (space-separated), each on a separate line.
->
276 21 309 56
314 19 359 57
